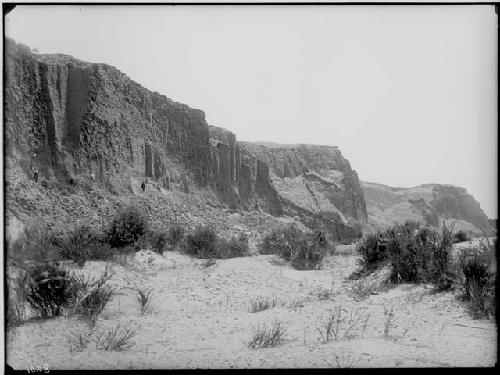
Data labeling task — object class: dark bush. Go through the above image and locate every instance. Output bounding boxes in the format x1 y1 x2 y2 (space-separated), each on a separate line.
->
8 224 61 267
59 225 97 266
183 226 218 258
87 242 118 260
67 265 117 322
356 232 387 267
26 262 71 318
453 230 470 244
107 206 148 248
457 240 496 319
218 233 250 258
134 229 168 254
260 224 306 261
168 225 185 249
292 229 333 270
355 221 453 287
260 225 332 270
150 230 169 254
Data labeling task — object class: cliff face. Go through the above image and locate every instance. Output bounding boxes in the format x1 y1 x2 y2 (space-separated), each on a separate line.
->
208 126 283 215
362 181 494 235
5 40 210 195
5 39 366 242
239 142 367 240
239 143 368 223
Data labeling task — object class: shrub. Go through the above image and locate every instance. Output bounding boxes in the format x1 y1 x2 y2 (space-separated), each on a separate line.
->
93 324 137 351
183 226 218 258
59 225 100 266
6 268 30 329
25 262 71 318
136 229 169 254
261 225 332 270
356 222 454 287
150 230 169 254
67 265 117 323
292 229 332 270
67 332 91 353
248 297 278 313
453 230 470 244
168 225 185 249
260 224 305 261
246 321 286 349
106 206 148 248
316 306 371 343
457 240 496 319
8 224 61 267
355 232 387 267
87 242 118 261
218 234 250 258
136 288 153 315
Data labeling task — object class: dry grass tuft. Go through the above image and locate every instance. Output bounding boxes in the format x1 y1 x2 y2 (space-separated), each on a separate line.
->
246 320 286 349
317 305 371 343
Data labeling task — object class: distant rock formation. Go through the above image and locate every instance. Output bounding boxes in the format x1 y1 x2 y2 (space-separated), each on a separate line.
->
4 38 366 242
362 181 495 235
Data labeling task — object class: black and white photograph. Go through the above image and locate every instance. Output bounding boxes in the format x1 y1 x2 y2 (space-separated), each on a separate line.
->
2 2 498 370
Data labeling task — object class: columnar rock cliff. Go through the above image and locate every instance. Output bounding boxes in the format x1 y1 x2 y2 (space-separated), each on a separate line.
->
362 181 495 235
4 39 366 241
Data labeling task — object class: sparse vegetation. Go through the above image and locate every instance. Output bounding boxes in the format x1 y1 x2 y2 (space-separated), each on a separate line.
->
246 320 287 349
325 351 356 368
383 306 396 338
67 332 91 353
260 225 334 270
93 324 137 351
218 233 250 258
107 206 148 248
136 288 153 315
316 305 371 343
314 287 334 301
351 278 379 301
248 297 278 313
183 226 250 259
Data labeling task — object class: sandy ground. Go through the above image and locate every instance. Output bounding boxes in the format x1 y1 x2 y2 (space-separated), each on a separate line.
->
6 248 497 369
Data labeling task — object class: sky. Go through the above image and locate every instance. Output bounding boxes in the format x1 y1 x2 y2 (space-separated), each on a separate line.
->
4 5 498 218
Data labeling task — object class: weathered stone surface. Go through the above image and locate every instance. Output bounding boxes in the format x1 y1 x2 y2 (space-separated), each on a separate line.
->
4 38 365 242
362 181 495 235
239 142 367 240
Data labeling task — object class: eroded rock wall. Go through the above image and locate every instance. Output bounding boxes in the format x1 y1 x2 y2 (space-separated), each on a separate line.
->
5 38 365 242
362 181 494 235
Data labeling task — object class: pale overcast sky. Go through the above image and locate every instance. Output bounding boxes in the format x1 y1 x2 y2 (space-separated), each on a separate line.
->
4 5 498 218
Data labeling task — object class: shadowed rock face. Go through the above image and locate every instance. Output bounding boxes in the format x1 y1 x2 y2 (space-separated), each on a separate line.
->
4 38 366 242
239 143 368 223
362 181 494 235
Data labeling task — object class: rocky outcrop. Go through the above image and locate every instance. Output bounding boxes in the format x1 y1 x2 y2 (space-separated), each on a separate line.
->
208 126 283 215
239 142 367 240
240 143 368 223
362 181 495 235
4 38 366 242
5 39 210 196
